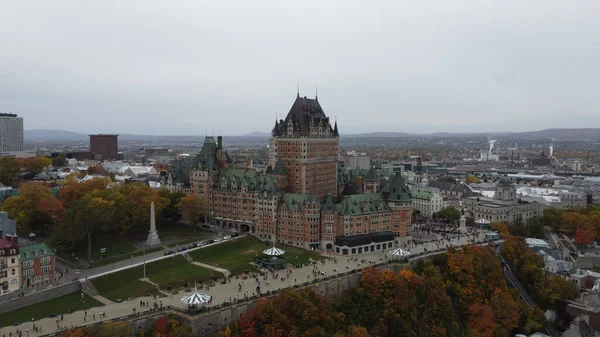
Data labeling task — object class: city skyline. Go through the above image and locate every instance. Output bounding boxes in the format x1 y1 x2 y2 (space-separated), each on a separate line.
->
1 1 599 135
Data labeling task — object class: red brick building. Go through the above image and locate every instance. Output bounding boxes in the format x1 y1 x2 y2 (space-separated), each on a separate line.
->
89 134 119 161
269 94 338 201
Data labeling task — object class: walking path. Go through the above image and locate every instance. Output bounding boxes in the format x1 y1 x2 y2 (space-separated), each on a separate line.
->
91 295 114 305
191 262 231 278
1 230 491 337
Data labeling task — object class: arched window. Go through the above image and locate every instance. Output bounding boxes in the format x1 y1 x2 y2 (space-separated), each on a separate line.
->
9 249 16 255
0 250 4 256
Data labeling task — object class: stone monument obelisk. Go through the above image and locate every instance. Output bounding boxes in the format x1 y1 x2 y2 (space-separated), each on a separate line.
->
458 208 467 233
146 202 162 246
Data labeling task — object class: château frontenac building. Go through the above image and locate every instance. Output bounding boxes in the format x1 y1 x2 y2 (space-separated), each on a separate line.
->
165 95 413 255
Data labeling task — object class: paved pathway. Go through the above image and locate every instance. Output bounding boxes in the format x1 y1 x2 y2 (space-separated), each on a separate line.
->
1 230 490 337
91 295 114 305
191 262 231 278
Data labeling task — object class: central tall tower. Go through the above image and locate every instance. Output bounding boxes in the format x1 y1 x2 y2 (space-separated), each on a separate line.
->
269 94 339 200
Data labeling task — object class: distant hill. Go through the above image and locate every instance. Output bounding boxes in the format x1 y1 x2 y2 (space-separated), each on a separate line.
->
243 131 271 137
24 128 600 142
25 129 89 141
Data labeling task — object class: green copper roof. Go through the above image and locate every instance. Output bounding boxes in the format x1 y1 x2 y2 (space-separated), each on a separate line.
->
198 136 218 172
216 169 281 194
382 173 412 202
338 193 391 216
411 190 435 200
273 159 286 174
20 242 54 260
321 194 338 213
365 166 377 181
280 193 308 212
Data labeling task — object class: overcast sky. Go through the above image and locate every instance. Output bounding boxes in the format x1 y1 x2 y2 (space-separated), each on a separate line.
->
1 1 599 135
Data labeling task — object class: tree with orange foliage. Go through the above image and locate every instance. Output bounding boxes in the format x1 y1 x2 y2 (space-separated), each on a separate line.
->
561 212 589 235
3 182 65 234
59 178 111 207
237 288 335 337
574 227 595 246
467 303 498 337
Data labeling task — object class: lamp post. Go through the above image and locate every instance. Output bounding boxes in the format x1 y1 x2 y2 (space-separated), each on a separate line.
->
143 244 146 279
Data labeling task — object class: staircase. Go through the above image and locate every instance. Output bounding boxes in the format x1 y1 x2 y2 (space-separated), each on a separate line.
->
497 254 559 337
182 252 194 263
80 279 99 297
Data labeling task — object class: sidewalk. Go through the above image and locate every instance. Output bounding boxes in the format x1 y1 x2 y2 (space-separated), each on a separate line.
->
0 232 488 337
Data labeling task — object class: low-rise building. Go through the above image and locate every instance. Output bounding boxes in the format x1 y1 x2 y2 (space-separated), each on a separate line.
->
20 242 55 287
464 177 544 224
411 189 444 217
0 234 20 294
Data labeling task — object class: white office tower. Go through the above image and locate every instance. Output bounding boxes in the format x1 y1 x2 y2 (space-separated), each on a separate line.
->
0 113 24 152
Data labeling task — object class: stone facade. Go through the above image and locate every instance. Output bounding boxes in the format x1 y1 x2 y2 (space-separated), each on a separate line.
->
464 177 544 224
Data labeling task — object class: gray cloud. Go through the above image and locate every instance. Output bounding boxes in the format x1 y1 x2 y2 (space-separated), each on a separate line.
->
0 0 599 135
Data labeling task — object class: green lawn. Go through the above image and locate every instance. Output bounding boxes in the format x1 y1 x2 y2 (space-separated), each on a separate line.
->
92 256 217 301
188 236 326 276
159 225 214 241
55 240 137 265
0 292 103 327
90 246 164 268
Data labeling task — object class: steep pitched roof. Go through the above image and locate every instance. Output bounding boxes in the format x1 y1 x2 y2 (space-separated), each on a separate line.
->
272 95 335 137
382 173 411 202
365 166 377 181
273 159 286 174
197 136 218 172
321 194 337 213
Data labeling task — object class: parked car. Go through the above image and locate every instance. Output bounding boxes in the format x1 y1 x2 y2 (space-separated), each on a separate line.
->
231 233 239 237
223 235 231 240
177 247 187 252
214 238 222 243
188 243 199 249
206 239 215 244
164 250 174 256
199 241 207 246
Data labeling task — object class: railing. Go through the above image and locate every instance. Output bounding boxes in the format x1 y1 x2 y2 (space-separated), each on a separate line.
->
497 254 559 337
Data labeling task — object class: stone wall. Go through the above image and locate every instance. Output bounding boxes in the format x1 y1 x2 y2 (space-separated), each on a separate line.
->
574 255 600 269
0 282 81 315
185 264 408 337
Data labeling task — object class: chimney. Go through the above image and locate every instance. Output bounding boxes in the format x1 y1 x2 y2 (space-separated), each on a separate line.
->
217 136 223 150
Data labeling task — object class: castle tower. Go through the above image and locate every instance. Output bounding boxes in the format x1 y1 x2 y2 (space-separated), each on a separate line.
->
270 94 339 200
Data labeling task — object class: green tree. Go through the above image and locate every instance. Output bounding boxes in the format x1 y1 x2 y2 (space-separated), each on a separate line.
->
63 194 115 263
177 195 205 225
0 157 20 186
435 206 461 223
541 208 563 232
52 153 67 167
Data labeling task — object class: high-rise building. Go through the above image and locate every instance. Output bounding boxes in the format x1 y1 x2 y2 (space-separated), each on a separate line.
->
270 94 339 200
0 113 24 152
89 134 119 161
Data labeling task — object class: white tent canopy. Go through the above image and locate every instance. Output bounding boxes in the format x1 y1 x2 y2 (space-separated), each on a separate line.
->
263 246 285 256
475 218 491 225
390 248 411 257
181 292 211 305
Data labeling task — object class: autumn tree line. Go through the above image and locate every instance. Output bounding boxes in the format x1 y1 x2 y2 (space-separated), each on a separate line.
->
540 205 600 246
2 179 205 263
0 156 54 186
217 245 555 337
